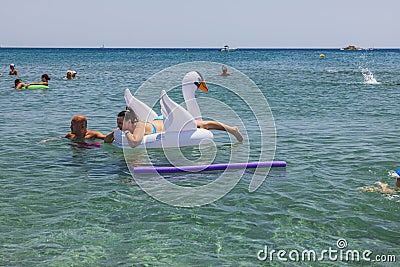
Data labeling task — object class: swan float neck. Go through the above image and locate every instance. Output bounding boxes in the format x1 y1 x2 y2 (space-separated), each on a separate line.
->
182 71 207 121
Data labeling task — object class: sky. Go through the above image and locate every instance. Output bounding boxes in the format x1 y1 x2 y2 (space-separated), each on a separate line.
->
1 0 399 48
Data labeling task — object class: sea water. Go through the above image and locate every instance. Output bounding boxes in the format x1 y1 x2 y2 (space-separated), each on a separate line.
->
0 48 399 266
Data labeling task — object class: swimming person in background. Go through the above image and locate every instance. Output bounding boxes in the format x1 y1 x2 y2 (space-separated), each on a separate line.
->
9 64 18 75
14 74 50 89
14 79 29 89
122 107 243 148
28 74 50 86
104 110 126 143
65 115 105 142
359 177 400 194
65 70 77 80
218 64 231 76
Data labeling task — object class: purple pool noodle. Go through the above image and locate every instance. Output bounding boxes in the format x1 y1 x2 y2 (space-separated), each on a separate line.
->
133 161 286 174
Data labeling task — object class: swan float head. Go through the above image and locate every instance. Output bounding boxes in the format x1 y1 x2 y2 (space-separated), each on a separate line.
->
182 71 208 121
182 71 208 92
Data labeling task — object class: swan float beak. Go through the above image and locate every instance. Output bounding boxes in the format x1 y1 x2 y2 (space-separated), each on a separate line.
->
195 81 208 92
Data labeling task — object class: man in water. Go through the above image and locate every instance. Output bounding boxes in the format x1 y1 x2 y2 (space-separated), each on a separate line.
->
65 115 105 142
104 110 126 143
218 65 231 76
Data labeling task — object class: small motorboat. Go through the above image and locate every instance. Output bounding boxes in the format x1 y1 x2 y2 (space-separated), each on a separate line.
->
340 45 361 51
219 45 237 52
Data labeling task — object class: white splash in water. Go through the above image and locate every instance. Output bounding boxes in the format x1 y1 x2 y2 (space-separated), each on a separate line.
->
360 67 380 84
326 69 338 73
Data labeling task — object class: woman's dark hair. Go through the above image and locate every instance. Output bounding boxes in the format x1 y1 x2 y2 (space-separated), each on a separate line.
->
14 79 22 86
124 107 138 123
42 74 50 81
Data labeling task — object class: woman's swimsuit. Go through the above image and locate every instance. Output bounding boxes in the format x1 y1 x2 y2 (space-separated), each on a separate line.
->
147 121 157 134
138 121 157 134
144 116 163 134
138 116 163 134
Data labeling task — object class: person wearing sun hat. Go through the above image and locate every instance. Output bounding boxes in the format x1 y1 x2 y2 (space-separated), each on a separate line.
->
65 70 77 79
9 64 18 75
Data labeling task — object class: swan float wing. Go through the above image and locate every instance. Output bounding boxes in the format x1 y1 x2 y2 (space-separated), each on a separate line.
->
124 88 158 121
160 90 197 133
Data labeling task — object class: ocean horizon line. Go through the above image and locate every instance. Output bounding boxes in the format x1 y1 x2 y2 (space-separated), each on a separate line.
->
1 46 400 50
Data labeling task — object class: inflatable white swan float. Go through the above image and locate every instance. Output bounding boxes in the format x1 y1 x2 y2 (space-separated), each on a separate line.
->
113 71 214 149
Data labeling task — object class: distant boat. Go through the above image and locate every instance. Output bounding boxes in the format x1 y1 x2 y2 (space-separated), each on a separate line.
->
100 43 105 49
340 45 361 51
219 45 237 52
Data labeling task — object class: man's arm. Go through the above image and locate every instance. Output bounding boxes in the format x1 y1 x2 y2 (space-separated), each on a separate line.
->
65 132 73 139
88 130 105 140
104 130 117 143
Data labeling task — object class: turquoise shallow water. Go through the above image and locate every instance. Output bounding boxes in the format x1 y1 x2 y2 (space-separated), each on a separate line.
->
0 48 399 266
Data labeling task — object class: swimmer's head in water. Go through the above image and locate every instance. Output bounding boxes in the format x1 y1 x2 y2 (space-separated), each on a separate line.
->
14 79 22 87
117 110 126 129
70 115 87 136
42 74 50 81
66 70 77 79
